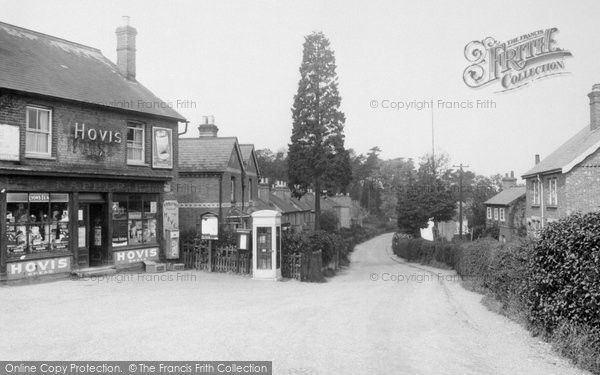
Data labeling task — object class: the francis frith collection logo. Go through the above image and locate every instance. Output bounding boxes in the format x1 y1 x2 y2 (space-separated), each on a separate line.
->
463 28 572 92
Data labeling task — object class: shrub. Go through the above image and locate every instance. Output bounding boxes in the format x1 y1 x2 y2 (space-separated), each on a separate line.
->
527 212 600 333
318 211 340 233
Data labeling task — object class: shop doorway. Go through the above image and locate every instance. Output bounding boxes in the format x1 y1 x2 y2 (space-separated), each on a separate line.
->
77 201 108 267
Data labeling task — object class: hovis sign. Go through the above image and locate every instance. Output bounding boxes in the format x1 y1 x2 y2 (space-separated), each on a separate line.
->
113 248 159 265
8 257 71 280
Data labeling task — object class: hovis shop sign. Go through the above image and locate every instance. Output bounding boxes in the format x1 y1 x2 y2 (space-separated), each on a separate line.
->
114 248 159 264
7 257 71 280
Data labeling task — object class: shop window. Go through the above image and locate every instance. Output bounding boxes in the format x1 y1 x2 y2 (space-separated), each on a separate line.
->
25 106 52 157
127 123 145 164
111 194 157 247
5 192 69 256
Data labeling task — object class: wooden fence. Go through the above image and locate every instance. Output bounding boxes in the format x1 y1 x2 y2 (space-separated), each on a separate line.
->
282 253 303 281
181 240 251 275
181 240 323 281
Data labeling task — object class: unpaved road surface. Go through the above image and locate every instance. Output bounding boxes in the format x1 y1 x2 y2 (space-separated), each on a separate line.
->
0 233 588 374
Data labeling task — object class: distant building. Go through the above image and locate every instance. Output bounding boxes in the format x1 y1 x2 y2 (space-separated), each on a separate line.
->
522 85 600 235
437 202 469 241
484 172 526 242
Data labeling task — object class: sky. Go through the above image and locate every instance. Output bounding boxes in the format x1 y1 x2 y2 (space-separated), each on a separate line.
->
2 0 600 179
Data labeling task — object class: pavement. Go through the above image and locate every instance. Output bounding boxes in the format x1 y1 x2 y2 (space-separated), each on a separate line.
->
0 233 589 374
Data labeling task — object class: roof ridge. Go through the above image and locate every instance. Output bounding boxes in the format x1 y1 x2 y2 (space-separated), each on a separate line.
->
0 20 101 53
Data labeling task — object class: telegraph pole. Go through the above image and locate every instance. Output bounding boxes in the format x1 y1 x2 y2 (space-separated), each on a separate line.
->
452 163 470 240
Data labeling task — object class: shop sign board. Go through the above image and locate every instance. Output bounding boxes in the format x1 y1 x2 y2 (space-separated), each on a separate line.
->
7 257 71 280
0 124 19 161
113 247 159 265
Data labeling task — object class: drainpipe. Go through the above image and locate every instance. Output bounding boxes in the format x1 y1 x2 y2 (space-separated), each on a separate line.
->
537 174 544 228
178 120 190 136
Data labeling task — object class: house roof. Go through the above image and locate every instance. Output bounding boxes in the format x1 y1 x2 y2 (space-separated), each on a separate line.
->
239 143 261 177
0 21 185 121
179 137 242 173
239 144 254 163
522 125 600 177
484 186 526 206
269 194 300 213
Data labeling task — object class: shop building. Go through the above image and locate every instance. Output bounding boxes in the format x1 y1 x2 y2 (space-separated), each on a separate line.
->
0 20 186 281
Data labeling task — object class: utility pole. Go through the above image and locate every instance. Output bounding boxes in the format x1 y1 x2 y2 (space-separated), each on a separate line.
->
431 107 435 176
452 163 470 240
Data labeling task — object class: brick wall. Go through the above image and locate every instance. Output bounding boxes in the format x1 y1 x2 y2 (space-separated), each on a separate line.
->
0 92 179 178
525 151 600 233
565 151 600 214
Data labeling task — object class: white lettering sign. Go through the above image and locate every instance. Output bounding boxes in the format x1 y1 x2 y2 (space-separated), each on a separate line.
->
114 248 159 265
8 257 71 279
74 123 122 143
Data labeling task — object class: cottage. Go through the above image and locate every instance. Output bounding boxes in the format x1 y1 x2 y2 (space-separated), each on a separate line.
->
177 118 252 234
522 85 600 234
0 20 186 281
484 172 526 242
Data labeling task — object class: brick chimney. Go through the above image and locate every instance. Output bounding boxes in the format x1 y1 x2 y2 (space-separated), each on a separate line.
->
115 16 137 81
535 154 540 165
258 178 270 204
272 180 291 200
198 115 219 137
501 171 517 190
588 84 600 131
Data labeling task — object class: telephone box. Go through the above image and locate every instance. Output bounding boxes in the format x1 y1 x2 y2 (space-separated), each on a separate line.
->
251 210 282 281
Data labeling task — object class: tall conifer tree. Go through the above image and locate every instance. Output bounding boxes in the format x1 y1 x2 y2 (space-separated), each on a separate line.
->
288 32 351 229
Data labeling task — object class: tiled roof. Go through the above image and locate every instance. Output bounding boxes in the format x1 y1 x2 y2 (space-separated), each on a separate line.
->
179 137 240 172
239 143 260 177
522 125 600 177
239 144 254 163
484 187 526 206
0 21 185 121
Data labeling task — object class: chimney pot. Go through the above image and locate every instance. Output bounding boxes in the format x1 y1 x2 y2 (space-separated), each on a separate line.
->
198 116 218 137
115 16 137 81
501 171 517 190
535 154 540 165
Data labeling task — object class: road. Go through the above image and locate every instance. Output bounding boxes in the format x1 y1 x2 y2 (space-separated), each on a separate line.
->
0 233 588 374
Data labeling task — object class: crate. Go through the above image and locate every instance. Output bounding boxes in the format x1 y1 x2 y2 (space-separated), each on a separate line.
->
167 263 185 271
144 261 166 273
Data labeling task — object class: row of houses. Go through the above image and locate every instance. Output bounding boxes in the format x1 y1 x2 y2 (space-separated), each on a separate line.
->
0 20 361 281
484 85 600 241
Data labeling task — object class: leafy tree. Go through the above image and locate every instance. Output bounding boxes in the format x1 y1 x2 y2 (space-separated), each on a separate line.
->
396 152 456 238
396 171 427 237
318 210 340 233
288 32 352 229
256 148 288 182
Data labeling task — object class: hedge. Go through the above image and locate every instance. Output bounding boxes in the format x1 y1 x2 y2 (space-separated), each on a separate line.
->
391 212 600 374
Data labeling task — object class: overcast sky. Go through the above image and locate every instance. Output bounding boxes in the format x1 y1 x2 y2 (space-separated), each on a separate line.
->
2 0 600 179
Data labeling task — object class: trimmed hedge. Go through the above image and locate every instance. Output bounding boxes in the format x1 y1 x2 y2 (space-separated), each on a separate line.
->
528 212 600 334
